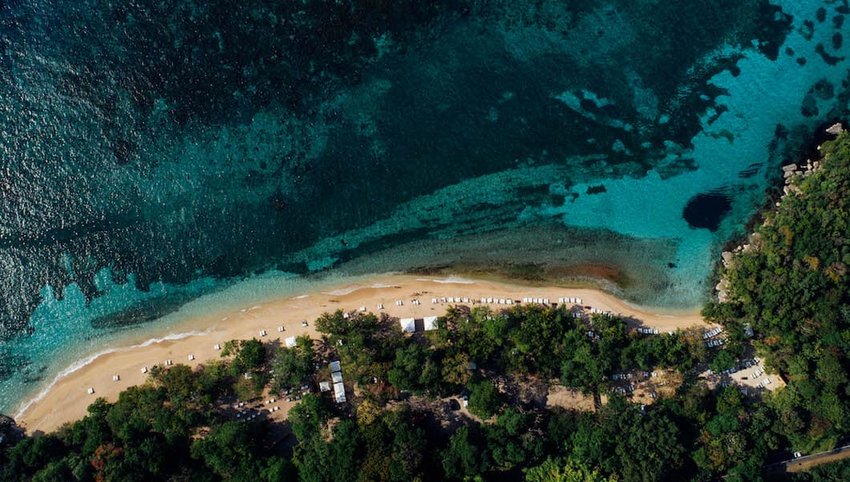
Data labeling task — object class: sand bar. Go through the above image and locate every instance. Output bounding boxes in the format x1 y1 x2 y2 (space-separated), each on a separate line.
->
15 273 705 434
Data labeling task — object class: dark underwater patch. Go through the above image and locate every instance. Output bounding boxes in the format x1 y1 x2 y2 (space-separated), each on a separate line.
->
682 193 732 232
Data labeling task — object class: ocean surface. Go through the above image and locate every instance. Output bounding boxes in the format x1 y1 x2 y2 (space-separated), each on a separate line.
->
1 0 849 414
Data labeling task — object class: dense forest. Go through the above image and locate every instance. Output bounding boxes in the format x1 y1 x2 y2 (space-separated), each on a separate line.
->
704 131 850 455
3 132 850 481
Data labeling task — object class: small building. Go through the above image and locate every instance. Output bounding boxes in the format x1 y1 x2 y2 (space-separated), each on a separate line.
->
332 371 343 384
399 318 416 333
333 382 346 403
320 381 331 392
423 316 439 331
285 336 297 348
329 360 342 373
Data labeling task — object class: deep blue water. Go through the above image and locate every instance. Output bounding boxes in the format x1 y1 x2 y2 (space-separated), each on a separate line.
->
1 0 849 413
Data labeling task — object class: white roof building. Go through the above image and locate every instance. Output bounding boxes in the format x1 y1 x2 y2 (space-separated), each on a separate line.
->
285 336 297 348
332 371 343 383
423 316 439 331
319 381 331 392
399 318 416 333
329 360 342 373
333 382 346 403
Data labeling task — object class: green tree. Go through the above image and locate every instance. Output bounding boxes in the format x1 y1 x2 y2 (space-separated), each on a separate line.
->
468 380 501 418
524 457 617 482
272 335 314 391
441 426 488 480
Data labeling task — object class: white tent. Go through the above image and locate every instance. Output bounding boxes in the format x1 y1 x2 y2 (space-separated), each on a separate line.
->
399 318 416 333
423 316 439 331
285 336 297 348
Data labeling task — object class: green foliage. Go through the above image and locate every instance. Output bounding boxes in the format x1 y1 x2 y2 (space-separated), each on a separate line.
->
467 379 502 419
706 132 850 451
524 457 618 482
316 311 405 385
441 426 488 480
272 335 315 391
191 421 279 480
387 342 441 395
221 338 267 378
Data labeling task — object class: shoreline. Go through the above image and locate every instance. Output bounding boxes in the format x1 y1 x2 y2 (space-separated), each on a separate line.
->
14 273 706 434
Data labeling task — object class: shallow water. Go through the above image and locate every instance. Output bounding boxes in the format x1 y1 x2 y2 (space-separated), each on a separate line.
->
1 0 849 413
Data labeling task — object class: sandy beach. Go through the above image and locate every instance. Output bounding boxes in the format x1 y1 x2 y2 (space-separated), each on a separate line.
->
15 273 706 434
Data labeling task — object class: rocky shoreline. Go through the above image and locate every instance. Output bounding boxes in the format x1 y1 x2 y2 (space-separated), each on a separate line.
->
715 122 845 302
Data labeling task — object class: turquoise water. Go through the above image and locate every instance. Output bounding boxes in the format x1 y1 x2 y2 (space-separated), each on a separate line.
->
1 0 849 414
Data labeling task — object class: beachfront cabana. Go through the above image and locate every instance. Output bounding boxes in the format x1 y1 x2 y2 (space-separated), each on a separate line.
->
399 318 416 333
423 316 438 331
330 360 342 373
285 336 297 348
333 382 346 403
